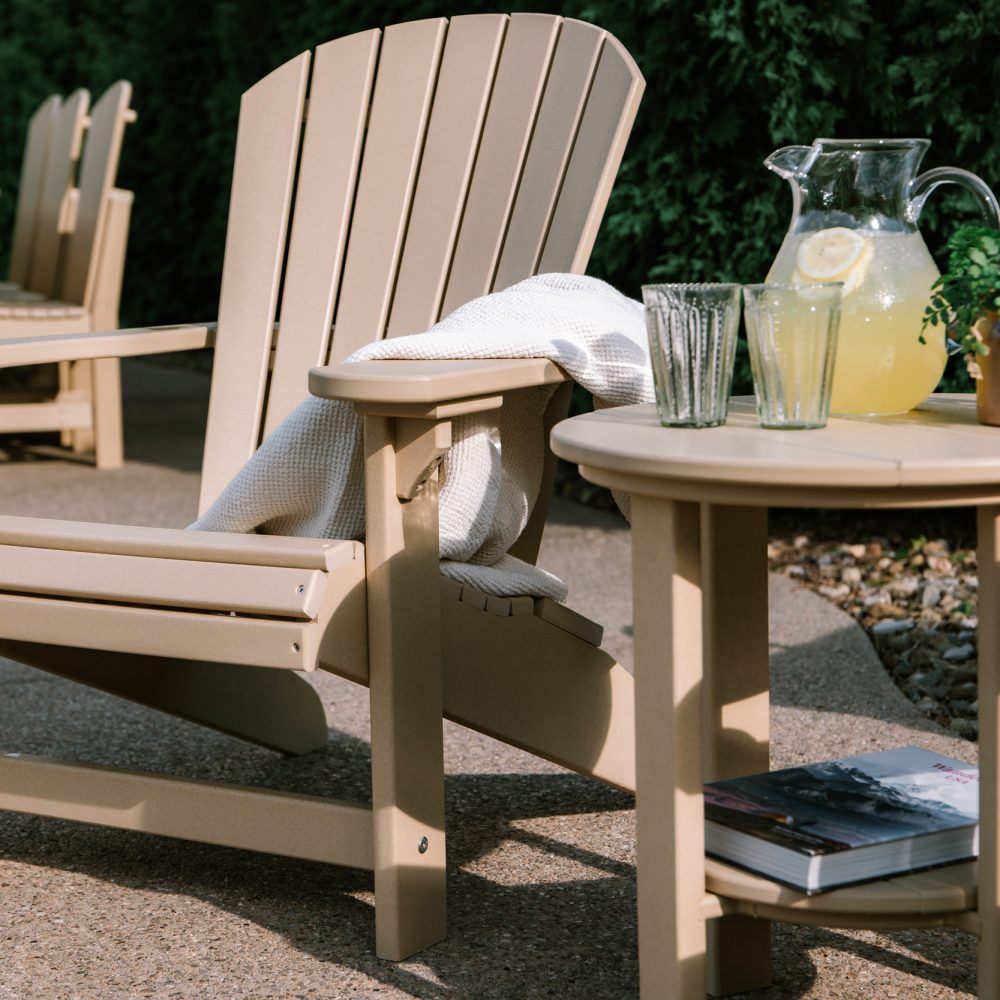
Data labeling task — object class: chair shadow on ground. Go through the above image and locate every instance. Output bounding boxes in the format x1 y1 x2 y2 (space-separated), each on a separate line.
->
0 648 979 999
0 657 637 998
765 924 976 999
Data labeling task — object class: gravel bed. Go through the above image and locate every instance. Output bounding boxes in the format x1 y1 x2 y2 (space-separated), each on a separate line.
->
769 509 980 741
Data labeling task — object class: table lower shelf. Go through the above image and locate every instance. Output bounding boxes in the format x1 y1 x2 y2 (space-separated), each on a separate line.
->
703 858 980 933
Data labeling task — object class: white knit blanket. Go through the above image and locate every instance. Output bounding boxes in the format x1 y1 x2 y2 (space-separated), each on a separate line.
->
191 274 653 600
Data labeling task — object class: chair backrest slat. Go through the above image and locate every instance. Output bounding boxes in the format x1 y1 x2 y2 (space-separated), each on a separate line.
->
261 30 380 440
28 89 89 297
492 19 605 292
60 81 134 307
197 53 311 515
8 95 61 287
384 13 509 340
538 29 644 274
326 17 448 362
439 13 561 318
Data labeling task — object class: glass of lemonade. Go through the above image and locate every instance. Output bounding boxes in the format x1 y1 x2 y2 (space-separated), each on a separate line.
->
743 282 843 429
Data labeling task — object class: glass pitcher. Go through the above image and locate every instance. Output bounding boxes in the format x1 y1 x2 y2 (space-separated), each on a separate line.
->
765 138 1000 415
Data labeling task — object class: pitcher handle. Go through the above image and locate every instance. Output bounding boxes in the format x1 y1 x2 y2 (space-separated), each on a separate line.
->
908 166 1000 226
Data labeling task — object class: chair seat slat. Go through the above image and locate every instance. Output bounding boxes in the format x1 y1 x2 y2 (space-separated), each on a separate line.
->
0 514 359 571
0 592 316 669
0 301 87 319
0 545 328 618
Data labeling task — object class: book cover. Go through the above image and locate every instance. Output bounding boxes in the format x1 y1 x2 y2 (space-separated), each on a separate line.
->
704 746 979 893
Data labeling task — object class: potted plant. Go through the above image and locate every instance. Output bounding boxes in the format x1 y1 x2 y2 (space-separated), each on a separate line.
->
922 226 1000 425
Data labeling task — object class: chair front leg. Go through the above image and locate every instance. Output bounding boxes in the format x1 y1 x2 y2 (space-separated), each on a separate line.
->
363 413 451 960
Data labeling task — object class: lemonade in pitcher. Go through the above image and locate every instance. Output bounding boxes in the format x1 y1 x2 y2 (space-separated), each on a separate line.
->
764 139 1000 415
766 227 945 414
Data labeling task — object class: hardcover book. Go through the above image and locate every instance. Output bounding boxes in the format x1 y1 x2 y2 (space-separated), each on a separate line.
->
704 746 979 894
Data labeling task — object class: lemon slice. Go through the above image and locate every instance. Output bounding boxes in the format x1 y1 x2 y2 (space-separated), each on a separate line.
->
794 227 872 293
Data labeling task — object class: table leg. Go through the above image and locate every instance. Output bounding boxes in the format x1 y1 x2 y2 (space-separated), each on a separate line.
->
631 495 706 999
976 505 1000 996
701 503 772 996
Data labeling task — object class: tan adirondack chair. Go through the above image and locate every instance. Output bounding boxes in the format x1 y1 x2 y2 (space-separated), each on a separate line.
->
0 14 641 960
0 81 135 468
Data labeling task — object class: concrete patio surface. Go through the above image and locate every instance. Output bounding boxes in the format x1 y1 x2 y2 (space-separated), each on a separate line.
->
0 359 980 998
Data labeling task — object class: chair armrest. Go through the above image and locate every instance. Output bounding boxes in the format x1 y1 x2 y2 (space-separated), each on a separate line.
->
0 323 215 368
308 358 568 418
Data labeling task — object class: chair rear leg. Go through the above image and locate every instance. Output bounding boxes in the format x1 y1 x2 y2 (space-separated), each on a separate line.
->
64 359 96 453
90 357 124 469
62 358 123 467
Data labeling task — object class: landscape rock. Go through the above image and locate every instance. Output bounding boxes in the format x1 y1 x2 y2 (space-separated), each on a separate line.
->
871 618 915 637
942 643 976 663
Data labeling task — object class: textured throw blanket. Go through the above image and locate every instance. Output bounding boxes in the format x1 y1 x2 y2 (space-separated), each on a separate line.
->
192 274 653 600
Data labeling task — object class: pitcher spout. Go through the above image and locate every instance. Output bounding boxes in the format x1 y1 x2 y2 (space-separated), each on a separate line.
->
764 144 814 179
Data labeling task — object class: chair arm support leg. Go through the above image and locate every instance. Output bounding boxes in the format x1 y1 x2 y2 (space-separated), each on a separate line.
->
363 413 450 959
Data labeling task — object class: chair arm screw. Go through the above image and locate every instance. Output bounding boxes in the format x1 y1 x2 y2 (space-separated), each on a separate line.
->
418 836 429 854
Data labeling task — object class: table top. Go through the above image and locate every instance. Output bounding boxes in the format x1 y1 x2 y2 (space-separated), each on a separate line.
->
551 394 1000 509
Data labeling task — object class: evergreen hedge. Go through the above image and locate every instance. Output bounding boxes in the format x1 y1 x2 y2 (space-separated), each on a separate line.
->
2 0 999 391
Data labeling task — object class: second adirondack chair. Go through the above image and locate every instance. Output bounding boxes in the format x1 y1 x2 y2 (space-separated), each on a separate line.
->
0 81 135 468
0 14 641 961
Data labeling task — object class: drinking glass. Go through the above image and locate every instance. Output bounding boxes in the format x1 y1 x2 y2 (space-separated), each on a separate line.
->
742 282 842 429
642 283 742 427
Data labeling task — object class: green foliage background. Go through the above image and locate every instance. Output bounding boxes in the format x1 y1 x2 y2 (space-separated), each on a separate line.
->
2 0 999 392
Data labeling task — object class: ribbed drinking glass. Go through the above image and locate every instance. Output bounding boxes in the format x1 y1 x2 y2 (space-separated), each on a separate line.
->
642 283 742 427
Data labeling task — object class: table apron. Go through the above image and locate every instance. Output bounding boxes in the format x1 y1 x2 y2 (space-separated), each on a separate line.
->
579 465 1000 510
